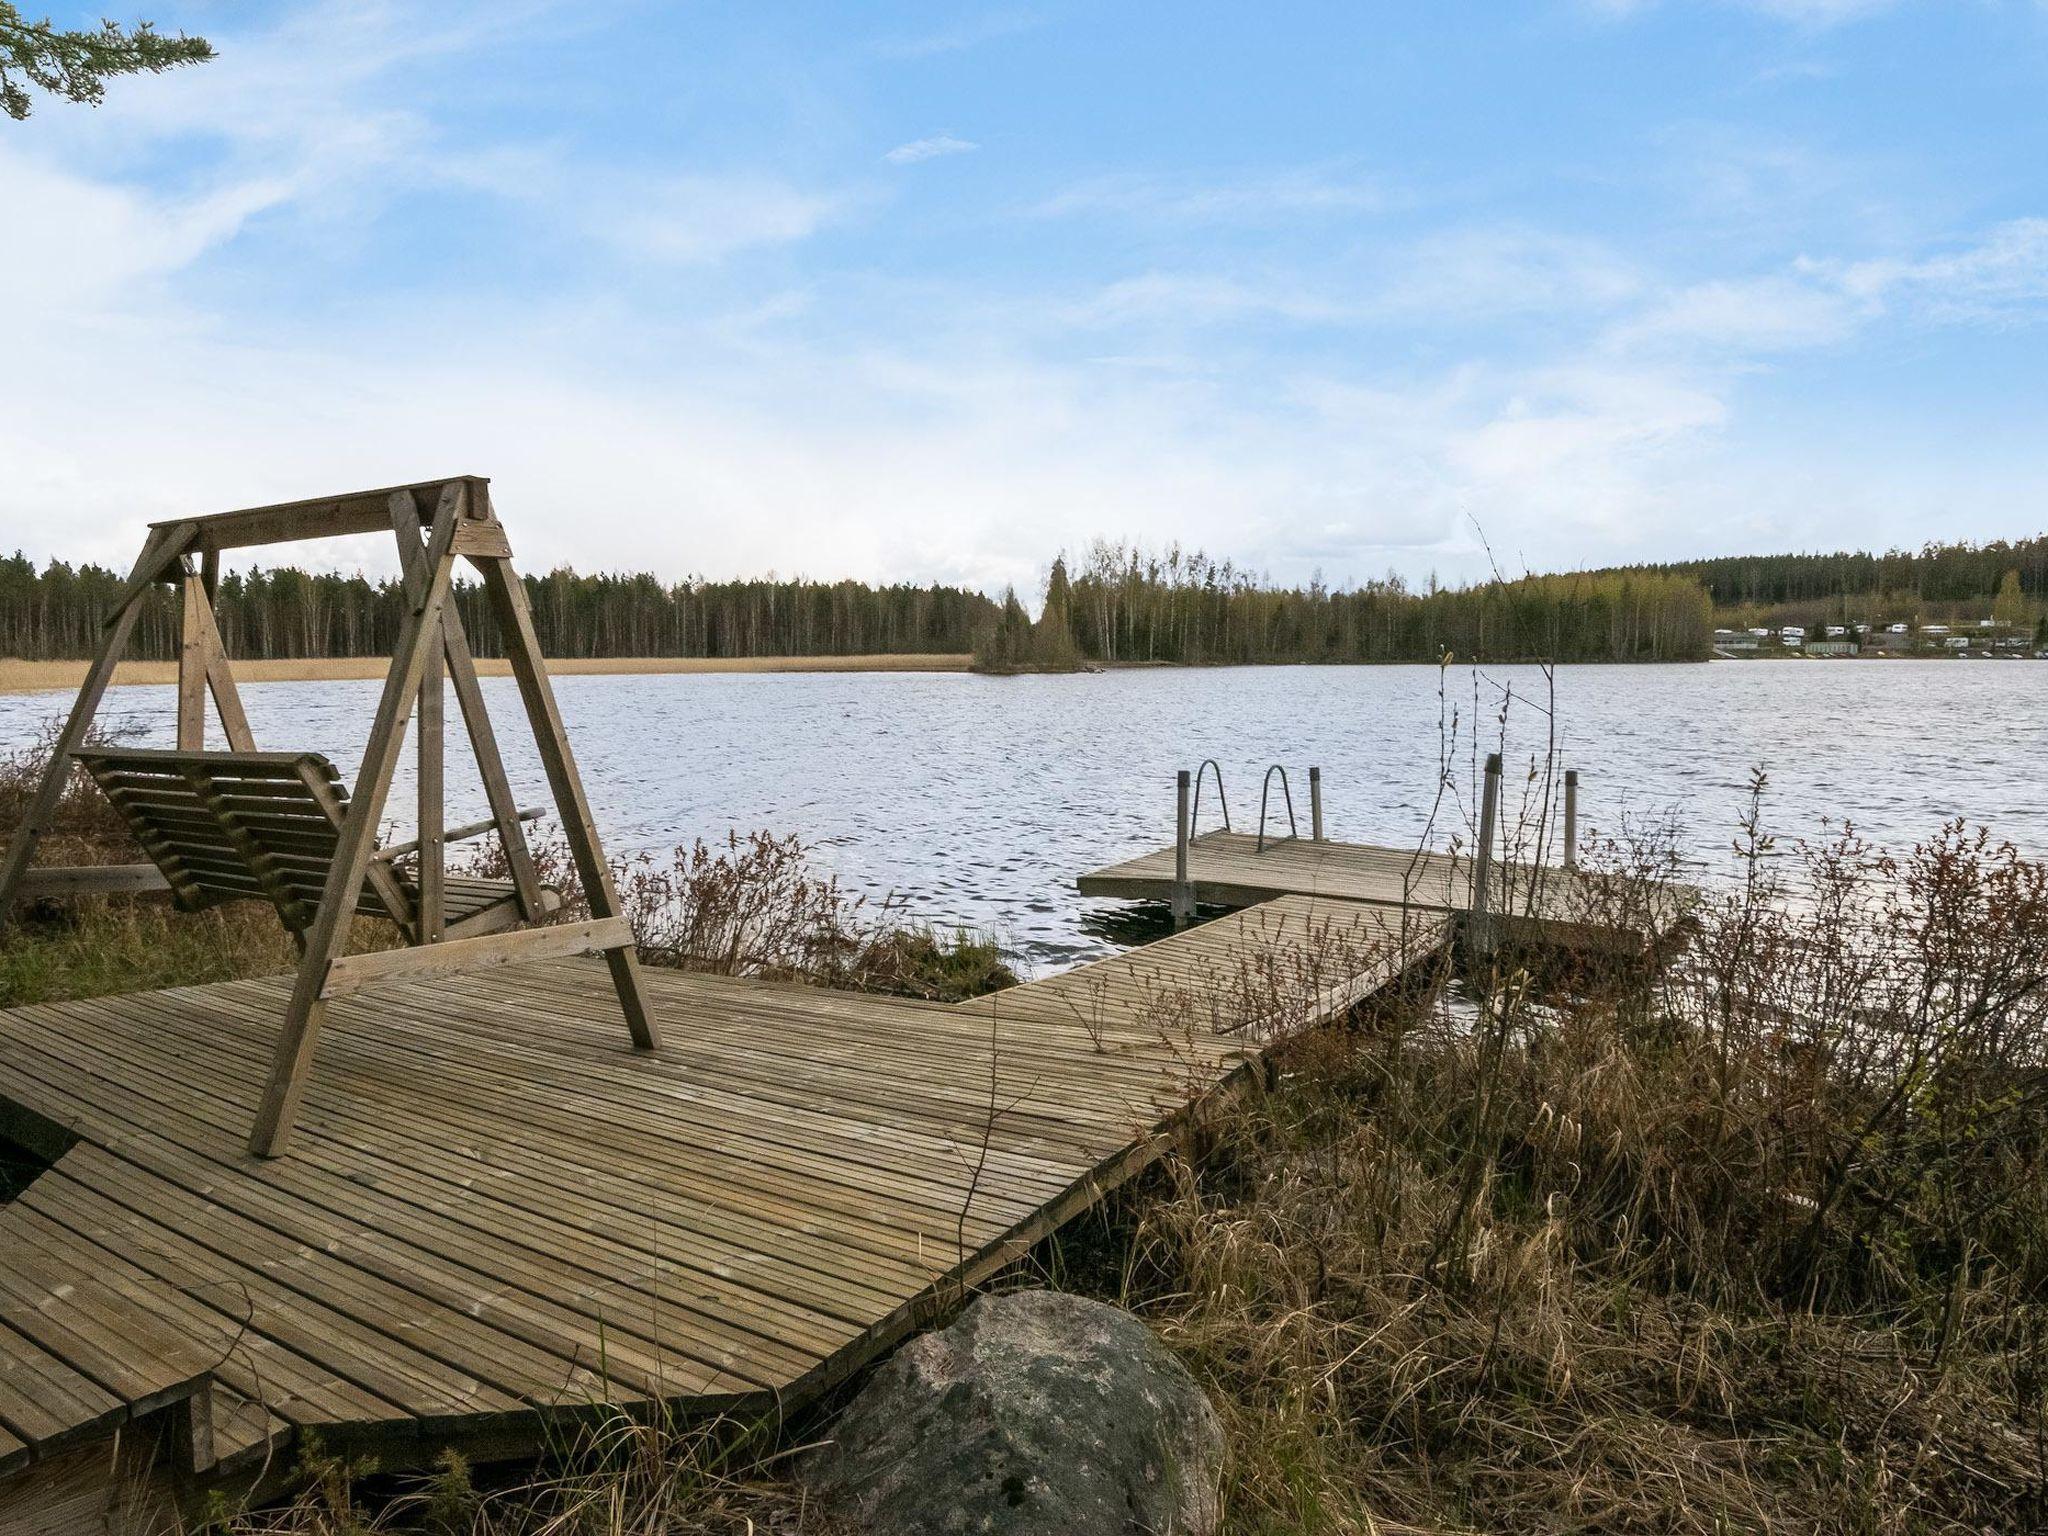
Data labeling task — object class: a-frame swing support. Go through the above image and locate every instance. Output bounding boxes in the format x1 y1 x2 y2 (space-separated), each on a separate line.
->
0 476 659 1157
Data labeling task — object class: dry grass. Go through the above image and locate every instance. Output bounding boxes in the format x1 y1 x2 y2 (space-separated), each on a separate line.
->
0 654 973 695
196 1416 815 1536
468 826 1015 1002
1035 797 2048 1535
0 724 365 1005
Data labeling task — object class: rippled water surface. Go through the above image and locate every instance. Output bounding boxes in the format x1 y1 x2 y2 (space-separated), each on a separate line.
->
5 661 2042 971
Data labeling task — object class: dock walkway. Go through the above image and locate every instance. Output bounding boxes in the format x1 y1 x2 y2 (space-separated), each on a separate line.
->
0 894 1445 1523
1078 829 1692 948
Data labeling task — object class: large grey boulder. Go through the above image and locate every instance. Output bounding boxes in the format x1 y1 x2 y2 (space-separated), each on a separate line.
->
805 1289 1224 1536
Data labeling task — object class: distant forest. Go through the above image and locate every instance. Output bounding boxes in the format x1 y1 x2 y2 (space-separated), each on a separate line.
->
977 544 1713 668
0 557 998 663
1588 535 2048 624
0 531 2039 669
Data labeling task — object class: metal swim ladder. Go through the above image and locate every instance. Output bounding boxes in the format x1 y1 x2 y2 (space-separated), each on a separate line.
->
1189 758 1231 838
1255 764 1299 852
1169 759 1328 927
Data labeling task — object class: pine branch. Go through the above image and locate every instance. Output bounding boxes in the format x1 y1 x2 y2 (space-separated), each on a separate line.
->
0 5 214 120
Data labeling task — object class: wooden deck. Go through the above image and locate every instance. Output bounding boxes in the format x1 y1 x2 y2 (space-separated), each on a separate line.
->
0 898 1445 1516
1078 830 1692 947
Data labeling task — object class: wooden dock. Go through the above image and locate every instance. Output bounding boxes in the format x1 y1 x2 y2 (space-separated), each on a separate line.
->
0 897 1445 1527
1078 830 1692 949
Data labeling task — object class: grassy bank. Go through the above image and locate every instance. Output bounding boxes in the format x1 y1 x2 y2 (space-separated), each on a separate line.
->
0 723 1012 1015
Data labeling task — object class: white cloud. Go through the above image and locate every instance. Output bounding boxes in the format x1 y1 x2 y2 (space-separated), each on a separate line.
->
1607 273 1859 354
1290 360 1733 568
604 175 843 264
1061 229 1639 333
1585 0 1901 22
872 9 1042 59
1376 228 1644 321
1072 271 1360 328
0 145 289 308
884 135 980 165
1827 219 2048 321
1030 168 1388 224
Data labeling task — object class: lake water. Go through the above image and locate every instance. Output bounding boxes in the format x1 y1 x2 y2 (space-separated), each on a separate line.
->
4 661 2042 972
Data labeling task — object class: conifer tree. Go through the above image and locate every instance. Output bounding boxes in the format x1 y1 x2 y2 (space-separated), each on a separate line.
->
1 6 212 120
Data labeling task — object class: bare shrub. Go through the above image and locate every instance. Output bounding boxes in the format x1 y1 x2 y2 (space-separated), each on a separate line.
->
217 1410 811 1534
465 828 1014 1002
0 718 139 865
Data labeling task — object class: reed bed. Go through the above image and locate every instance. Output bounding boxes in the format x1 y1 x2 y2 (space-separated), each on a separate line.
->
1043 788 2048 1534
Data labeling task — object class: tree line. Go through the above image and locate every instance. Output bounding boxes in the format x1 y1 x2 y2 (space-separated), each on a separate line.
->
1592 535 2048 610
18 530 2042 670
0 555 999 662
978 542 1715 667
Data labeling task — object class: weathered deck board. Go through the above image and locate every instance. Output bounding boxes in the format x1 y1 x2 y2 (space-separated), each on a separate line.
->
983 897 1446 1037
1078 830 1690 944
0 895 1440 1500
1079 831 1470 910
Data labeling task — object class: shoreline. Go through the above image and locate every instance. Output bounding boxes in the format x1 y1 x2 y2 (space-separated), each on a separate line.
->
4 650 2022 694
0 653 973 695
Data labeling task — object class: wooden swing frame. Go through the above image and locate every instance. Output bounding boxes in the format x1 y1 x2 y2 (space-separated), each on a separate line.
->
0 476 659 1157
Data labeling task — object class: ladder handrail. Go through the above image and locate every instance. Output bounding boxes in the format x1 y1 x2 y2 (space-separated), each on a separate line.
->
1189 758 1231 838
1256 764 1299 853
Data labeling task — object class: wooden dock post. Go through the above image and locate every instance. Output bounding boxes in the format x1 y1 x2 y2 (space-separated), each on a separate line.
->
1172 769 1194 929
1309 766 1324 841
1471 752 1502 956
1563 768 1578 871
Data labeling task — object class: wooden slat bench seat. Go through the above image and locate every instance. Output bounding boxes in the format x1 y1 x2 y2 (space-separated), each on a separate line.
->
73 748 556 943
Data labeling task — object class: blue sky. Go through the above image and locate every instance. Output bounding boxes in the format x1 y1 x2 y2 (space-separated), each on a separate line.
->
4 1 2046 594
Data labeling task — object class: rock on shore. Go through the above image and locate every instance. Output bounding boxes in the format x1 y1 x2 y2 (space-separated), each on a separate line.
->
805 1290 1225 1536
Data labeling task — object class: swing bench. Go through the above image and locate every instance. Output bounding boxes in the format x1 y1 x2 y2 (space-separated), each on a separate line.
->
70 747 559 942
0 476 660 1158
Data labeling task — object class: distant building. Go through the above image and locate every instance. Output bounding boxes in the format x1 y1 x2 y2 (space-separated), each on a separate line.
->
1716 630 1759 652
1823 625 1848 637
1806 639 1859 657
1944 636 1970 650
1922 624 1951 637
1779 626 1806 645
1886 622 1910 634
